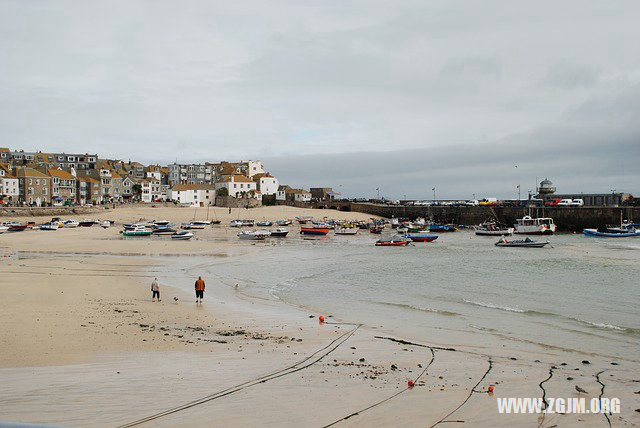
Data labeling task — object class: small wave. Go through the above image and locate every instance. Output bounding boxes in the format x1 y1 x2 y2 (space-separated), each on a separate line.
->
463 299 525 313
374 301 459 316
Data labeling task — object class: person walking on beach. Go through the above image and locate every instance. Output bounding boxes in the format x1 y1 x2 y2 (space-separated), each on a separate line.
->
195 276 205 304
151 278 160 302
228 207 231 215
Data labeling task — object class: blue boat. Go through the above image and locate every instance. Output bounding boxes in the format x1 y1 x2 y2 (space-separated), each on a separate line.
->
428 224 457 232
583 228 640 238
404 233 438 242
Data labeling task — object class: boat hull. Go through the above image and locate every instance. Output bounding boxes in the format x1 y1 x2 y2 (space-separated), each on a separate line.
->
475 228 514 236
375 240 410 246
405 234 438 242
583 229 640 238
300 227 330 235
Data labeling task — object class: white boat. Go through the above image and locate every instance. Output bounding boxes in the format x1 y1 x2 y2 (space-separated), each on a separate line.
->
270 228 289 237
335 227 358 235
514 216 556 235
192 220 211 226
230 220 244 227
182 223 205 230
238 230 270 240
153 220 171 226
0 225 9 234
40 222 59 231
474 222 514 236
101 221 110 228
63 220 79 228
171 231 194 240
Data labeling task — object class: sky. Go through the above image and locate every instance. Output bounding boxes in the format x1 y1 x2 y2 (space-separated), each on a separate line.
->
1 0 639 199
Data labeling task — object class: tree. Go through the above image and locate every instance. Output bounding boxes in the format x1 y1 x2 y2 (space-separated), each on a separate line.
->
217 187 228 197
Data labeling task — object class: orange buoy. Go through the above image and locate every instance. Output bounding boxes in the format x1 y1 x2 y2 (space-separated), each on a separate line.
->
488 385 494 392
408 380 415 388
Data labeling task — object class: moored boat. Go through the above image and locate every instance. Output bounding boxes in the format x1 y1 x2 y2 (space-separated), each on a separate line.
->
0 225 8 234
238 230 270 240
300 226 330 236
404 233 438 242
63 220 79 228
171 231 194 240
269 228 289 237
495 237 549 248
182 223 205 230
369 226 383 234
335 227 358 235
474 222 514 236
256 221 273 227
122 226 153 236
39 222 59 231
152 227 178 235
79 220 95 227
8 224 28 232
428 224 457 232
583 228 640 238
375 235 410 246
514 216 556 235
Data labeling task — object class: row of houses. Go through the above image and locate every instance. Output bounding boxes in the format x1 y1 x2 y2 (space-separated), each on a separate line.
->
1 147 334 207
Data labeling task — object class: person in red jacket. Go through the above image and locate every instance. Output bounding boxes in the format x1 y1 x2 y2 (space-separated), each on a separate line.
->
195 276 205 304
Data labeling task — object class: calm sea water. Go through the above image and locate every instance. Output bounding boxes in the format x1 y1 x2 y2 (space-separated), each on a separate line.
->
193 230 640 360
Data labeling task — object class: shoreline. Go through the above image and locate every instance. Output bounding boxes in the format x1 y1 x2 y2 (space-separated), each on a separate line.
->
1 206 638 427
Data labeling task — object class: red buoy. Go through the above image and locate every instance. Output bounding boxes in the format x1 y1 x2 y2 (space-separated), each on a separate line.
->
408 380 415 388
319 315 325 324
488 385 494 393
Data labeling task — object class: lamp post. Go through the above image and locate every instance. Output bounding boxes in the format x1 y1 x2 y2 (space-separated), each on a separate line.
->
376 187 380 200
517 184 521 201
432 187 436 202
403 194 407 217
611 188 616 206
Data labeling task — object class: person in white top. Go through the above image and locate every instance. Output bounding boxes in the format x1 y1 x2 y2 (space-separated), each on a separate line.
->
151 278 160 302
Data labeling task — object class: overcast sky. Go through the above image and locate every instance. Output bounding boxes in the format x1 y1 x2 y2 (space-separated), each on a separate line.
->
1 0 639 198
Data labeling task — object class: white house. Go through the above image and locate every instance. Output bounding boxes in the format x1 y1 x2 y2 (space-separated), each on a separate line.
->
286 188 312 202
276 185 289 201
141 178 164 203
0 163 19 204
253 173 279 196
167 184 216 206
215 175 258 198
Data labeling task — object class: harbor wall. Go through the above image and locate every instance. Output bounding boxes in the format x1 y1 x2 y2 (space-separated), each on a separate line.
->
311 202 640 231
0 206 97 218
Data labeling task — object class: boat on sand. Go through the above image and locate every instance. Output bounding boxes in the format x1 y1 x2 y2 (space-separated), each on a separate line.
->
495 237 549 248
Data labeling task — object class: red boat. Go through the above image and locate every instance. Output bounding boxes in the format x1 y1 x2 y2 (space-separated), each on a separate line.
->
369 227 383 234
300 227 330 236
8 224 29 232
375 237 410 246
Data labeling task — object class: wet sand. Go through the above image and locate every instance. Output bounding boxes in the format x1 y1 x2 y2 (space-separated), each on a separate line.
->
1 206 639 427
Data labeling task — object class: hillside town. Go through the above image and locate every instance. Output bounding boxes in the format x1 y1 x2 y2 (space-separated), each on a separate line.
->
0 148 340 207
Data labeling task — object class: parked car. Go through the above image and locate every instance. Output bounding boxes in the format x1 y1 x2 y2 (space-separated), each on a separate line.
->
556 199 574 206
570 199 584 206
545 198 562 206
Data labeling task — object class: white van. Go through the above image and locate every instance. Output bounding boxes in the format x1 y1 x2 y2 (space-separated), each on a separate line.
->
570 199 584 206
557 199 573 206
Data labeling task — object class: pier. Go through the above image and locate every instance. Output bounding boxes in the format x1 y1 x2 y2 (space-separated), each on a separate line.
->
308 201 640 231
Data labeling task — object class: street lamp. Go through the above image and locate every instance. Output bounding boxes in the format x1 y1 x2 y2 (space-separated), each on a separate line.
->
517 184 521 201
432 187 436 202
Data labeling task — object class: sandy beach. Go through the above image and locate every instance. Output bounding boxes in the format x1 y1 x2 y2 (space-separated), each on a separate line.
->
1 206 639 427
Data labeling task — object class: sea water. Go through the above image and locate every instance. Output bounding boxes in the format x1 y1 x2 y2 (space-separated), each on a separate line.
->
193 231 640 361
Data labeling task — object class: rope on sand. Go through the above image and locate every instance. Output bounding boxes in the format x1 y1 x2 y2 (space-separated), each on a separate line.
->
429 358 493 427
116 323 361 428
322 347 436 427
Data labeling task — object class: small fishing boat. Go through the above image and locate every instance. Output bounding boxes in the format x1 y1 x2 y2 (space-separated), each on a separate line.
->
256 221 273 227
583 228 640 238
495 237 549 248
122 226 153 236
404 233 438 242
153 227 178 235
300 226 330 236
335 227 358 235
8 224 28 232
369 227 383 234
63 220 79 228
296 216 313 224
40 222 59 231
238 230 270 240
79 220 95 227
269 228 289 237
101 221 111 228
514 216 556 235
153 220 171 226
605 220 640 234
182 223 205 230
241 219 255 227
407 225 428 233
192 220 211 227
171 231 194 240
275 219 292 226
474 222 514 236
229 220 244 227
396 227 408 234
0 225 8 234
375 235 410 246
428 224 457 232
